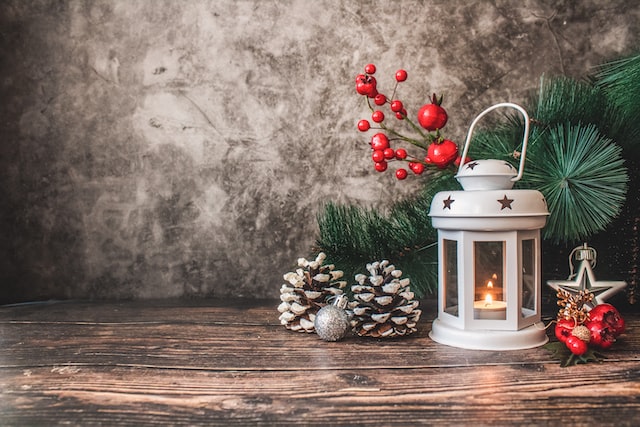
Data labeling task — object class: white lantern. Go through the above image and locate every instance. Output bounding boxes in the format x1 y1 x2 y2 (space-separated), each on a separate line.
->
428 103 549 350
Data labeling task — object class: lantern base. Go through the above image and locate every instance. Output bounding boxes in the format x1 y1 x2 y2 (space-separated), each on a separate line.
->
429 319 548 350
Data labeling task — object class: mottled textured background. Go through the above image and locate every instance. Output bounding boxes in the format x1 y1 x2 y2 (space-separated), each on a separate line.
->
1 0 638 303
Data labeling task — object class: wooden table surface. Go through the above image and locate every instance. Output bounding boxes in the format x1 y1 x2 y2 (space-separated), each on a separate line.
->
1 299 639 426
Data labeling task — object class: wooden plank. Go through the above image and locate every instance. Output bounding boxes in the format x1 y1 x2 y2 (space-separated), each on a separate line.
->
1 302 638 370
0 299 279 324
2 363 640 425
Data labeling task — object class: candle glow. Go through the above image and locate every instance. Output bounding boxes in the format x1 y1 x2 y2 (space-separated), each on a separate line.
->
484 293 493 306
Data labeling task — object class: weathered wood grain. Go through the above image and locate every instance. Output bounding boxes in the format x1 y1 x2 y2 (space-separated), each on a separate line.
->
1 299 639 426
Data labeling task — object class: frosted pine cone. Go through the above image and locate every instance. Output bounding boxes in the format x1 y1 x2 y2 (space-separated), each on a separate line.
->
349 260 421 338
277 252 347 332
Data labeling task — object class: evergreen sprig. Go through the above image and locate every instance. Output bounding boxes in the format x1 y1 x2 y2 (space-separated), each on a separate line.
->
593 53 640 154
469 76 629 157
316 172 457 297
531 76 611 128
466 75 630 242
523 123 627 242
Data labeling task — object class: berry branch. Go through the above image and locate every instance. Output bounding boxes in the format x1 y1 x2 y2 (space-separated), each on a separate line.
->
355 63 468 180
549 288 625 365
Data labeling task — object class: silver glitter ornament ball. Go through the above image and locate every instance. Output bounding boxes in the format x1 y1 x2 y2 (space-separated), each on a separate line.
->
314 295 350 342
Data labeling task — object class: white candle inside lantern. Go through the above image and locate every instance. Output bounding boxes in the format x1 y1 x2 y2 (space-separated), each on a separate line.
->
473 293 507 320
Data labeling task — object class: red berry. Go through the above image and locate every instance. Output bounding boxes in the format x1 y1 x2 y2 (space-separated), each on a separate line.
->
371 150 385 163
417 93 448 131
395 69 408 82
371 110 385 123
374 94 387 106
383 148 395 159
585 320 616 350
554 318 575 343
454 155 472 167
355 75 377 97
390 100 403 113
364 63 376 74
395 148 407 160
427 139 458 168
589 303 625 336
410 162 425 175
357 119 370 132
396 108 407 120
395 168 408 180
374 161 387 172
370 133 389 151
565 335 588 356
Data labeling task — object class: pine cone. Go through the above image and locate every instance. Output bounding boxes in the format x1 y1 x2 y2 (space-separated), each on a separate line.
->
349 260 421 338
277 253 347 332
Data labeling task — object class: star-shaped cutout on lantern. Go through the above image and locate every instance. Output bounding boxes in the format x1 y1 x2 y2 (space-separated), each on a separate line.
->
547 261 626 309
497 195 514 210
442 195 455 210
465 161 479 170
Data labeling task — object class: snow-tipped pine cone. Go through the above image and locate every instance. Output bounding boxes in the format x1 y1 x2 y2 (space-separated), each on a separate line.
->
277 252 347 332
349 260 421 338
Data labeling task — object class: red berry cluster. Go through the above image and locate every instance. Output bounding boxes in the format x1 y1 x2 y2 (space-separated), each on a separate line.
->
355 63 468 180
555 302 625 356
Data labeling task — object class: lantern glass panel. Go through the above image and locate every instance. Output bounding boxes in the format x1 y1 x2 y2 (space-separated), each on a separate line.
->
443 239 458 316
473 241 506 320
521 238 536 317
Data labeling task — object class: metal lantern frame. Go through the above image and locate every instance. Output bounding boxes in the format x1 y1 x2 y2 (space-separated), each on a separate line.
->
428 103 549 351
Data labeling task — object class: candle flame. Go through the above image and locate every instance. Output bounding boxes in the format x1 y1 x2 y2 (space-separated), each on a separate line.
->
487 280 494 289
492 273 498 280
484 294 493 307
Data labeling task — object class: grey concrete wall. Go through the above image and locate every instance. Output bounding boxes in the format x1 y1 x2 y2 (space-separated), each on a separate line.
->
1 0 638 302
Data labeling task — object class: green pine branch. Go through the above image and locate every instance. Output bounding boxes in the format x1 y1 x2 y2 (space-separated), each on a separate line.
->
592 52 640 155
466 75 630 243
315 172 457 297
523 123 627 242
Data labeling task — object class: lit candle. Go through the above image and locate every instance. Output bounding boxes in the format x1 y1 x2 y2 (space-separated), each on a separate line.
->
473 293 507 320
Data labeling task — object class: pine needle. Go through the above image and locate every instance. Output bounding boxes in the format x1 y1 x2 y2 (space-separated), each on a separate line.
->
530 76 605 126
592 52 640 153
523 123 627 242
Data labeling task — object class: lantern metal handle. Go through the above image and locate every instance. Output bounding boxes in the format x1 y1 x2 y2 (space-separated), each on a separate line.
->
457 102 530 182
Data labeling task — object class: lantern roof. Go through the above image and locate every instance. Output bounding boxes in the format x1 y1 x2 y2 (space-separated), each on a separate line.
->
430 188 548 218
429 183 549 231
455 159 518 191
